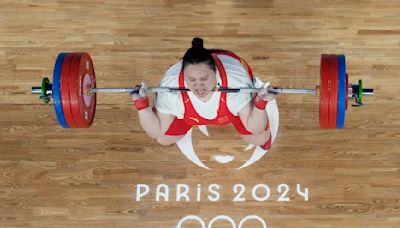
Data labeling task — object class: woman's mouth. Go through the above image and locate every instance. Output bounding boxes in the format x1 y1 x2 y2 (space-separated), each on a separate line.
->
195 89 206 96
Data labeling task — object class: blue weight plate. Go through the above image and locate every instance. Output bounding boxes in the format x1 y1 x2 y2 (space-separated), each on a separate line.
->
336 55 346 128
52 53 70 128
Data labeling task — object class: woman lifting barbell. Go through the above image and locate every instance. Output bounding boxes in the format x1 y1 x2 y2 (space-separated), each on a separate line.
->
31 43 374 130
131 37 275 149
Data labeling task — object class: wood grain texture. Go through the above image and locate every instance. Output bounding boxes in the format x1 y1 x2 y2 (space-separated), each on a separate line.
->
0 0 399 227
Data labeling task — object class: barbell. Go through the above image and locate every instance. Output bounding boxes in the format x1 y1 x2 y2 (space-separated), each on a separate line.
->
31 52 374 129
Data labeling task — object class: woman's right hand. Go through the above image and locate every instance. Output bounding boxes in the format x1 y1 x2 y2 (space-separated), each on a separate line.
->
131 81 148 101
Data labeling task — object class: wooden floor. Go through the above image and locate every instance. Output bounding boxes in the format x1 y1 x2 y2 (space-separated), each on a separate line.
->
1 0 400 227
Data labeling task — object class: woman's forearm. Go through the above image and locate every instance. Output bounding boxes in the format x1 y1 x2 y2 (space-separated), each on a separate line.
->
137 107 163 139
246 106 269 134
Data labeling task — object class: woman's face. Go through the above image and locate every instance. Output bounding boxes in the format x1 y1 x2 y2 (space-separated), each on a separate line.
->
183 63 217 99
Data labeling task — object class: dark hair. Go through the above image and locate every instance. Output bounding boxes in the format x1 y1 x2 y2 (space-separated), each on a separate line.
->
182 37 215 71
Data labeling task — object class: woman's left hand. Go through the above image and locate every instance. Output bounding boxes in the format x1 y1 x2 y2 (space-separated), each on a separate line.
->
257 82 275 102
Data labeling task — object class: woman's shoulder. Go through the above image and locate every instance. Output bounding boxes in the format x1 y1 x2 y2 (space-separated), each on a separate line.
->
161 60 183 86
217 54 253 87
216 53 244 67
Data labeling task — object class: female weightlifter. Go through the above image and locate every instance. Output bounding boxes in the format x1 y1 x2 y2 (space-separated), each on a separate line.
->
132 37 275 149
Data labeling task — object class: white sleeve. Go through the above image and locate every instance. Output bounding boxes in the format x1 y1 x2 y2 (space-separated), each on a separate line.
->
154 61 184 119
230 92 253 115
219 55 254 115
154 92 184 118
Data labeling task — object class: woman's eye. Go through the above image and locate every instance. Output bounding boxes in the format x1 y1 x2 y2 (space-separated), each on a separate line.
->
201 77 208 81
189 78 195 82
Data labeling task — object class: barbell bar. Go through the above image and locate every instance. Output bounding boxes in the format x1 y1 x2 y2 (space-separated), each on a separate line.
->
31 84 373 96
31 85 319 95
31 52 374 129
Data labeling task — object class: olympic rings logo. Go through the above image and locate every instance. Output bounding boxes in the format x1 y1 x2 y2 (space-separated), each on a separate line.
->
176 215 267 228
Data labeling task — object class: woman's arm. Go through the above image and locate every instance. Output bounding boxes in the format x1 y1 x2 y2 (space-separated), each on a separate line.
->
238 101 269 134
136 107 176 139
132 82 184 145
132 82 177 139
238 85 275 134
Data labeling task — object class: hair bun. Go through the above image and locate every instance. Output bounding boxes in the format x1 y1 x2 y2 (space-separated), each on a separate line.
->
192 37 204 49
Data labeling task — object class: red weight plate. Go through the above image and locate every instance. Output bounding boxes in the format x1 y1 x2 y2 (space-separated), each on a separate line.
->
328 55 339 128
320 54 330 128
69 53 96 128
80 53 96 127
60 53 77 128
79 53 96 127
